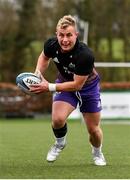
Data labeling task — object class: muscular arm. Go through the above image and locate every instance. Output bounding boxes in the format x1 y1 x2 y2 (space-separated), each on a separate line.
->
56 74 88 91
35 51 50 74
30 73 88 94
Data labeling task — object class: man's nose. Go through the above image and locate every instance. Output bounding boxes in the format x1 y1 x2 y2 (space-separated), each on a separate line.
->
63 36 68 42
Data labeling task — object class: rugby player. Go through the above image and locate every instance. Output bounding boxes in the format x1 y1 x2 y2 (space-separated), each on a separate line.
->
30 15 106 166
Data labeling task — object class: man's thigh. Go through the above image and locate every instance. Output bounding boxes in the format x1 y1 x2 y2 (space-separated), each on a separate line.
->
52 101 76 117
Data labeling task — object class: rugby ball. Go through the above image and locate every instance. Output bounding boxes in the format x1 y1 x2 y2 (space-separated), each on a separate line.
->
16 72 42 95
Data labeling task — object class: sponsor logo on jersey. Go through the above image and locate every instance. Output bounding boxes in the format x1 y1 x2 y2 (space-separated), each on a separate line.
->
68 63 75 70
63 66 73 74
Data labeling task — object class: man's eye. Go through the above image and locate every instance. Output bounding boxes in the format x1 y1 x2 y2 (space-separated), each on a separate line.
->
67 34 72 37
59 34 64 37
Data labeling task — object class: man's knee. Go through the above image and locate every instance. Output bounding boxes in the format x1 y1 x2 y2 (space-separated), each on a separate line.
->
52 114 66 128
88 126 102 137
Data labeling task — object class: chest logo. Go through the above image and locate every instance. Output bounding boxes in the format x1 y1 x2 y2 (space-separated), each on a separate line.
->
53 58 60 63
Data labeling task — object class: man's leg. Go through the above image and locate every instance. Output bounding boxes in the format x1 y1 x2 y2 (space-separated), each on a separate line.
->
83 112 106 166
46 101 75 162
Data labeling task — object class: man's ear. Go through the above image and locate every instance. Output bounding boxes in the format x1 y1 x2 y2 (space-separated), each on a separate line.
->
76 32 79 37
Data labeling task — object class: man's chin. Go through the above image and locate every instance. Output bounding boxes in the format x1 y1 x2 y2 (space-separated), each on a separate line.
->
61 46 72 52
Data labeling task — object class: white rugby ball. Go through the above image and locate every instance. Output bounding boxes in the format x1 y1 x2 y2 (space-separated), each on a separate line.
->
16 72 42 95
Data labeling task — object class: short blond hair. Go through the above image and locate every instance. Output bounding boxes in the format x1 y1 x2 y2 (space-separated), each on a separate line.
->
56 15 77 30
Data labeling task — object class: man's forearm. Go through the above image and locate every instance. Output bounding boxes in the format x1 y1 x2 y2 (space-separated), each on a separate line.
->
35 52 50 74
48 75 88 92
55 81 82 91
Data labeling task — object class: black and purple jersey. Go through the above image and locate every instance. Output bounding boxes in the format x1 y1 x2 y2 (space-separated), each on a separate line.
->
43 37 101 113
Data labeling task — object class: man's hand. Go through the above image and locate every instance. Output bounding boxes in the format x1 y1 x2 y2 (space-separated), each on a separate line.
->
30 70 49 94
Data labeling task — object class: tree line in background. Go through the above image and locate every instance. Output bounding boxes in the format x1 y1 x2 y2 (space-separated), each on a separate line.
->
0 0 130 83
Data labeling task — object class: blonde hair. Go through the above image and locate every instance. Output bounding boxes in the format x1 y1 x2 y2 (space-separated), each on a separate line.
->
56 15 77 30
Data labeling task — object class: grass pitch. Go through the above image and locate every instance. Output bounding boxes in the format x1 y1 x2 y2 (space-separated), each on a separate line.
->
0 117 130 179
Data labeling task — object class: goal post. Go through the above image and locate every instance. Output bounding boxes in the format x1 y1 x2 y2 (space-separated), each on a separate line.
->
95 62 130 67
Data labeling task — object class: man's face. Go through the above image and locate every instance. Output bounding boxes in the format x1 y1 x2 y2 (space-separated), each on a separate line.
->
56 25 78 52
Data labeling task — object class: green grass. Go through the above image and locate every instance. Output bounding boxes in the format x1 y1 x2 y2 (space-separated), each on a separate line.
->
0 118 130 179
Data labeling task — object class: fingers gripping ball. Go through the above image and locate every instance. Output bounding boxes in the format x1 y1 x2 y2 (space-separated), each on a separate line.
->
16 72 42 95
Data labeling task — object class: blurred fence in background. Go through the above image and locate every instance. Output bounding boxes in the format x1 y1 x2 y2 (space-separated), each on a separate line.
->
0 83 52 118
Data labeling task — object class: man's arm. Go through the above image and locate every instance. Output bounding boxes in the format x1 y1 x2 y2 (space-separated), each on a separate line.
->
56 74 88 91
35 51 50 75
30 73 88 94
